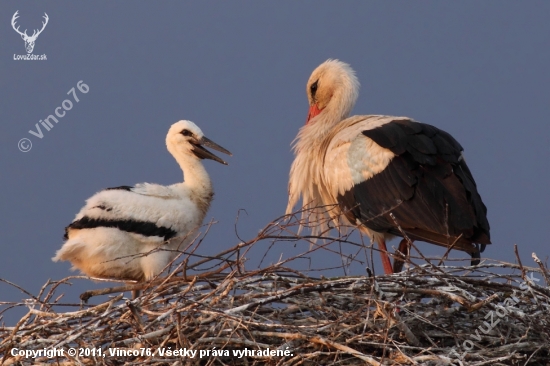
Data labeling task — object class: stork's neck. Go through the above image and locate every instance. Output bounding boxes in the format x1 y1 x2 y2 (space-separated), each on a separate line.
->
287 83 356 216
300 106 351 151
172 151 213 203
323 98 352 127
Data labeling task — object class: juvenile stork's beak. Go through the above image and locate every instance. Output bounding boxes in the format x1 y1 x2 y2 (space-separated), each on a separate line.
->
192 136 232 165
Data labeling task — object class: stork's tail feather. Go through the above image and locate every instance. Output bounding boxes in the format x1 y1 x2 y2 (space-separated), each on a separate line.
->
52 240 85 263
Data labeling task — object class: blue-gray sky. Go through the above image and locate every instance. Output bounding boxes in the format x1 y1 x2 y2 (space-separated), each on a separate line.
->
1 2 549 324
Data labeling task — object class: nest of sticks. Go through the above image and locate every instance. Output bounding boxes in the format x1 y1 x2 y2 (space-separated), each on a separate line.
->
1 208 550 365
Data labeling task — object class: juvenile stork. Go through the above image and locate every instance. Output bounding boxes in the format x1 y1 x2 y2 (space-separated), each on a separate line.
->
53 120 231 285
287 60 490 274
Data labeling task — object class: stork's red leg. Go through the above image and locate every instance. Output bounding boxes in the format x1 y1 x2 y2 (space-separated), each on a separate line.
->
393 239 411 273
376 238 394 274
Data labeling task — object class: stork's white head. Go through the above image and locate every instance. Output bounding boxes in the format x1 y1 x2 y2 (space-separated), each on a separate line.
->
166 120 232 165
306 59 360 125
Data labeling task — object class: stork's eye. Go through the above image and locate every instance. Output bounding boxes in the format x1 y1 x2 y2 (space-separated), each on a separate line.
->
180 129 193 137
310 80 319 96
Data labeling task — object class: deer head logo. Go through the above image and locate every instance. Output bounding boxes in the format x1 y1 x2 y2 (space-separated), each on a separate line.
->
11 11 49 54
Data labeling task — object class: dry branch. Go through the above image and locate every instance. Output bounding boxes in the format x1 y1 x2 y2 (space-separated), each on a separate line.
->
1 207 549 365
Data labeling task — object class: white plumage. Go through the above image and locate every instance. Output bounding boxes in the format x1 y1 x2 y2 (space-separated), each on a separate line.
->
53 120 231 282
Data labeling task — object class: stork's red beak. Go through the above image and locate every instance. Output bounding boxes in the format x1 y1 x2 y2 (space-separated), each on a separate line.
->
306 104 323 125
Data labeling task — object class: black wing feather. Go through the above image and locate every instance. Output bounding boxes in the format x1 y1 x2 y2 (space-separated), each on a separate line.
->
64 217 177 241
342 119 490 260
105 186 134 191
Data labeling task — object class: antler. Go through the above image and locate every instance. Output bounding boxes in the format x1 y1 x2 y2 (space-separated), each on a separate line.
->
31 13 49 38
11 11 49 39
11 10 27 37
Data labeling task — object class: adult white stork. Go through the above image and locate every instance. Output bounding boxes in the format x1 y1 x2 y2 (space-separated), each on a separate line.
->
53 120 231 284
286 60 490 274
